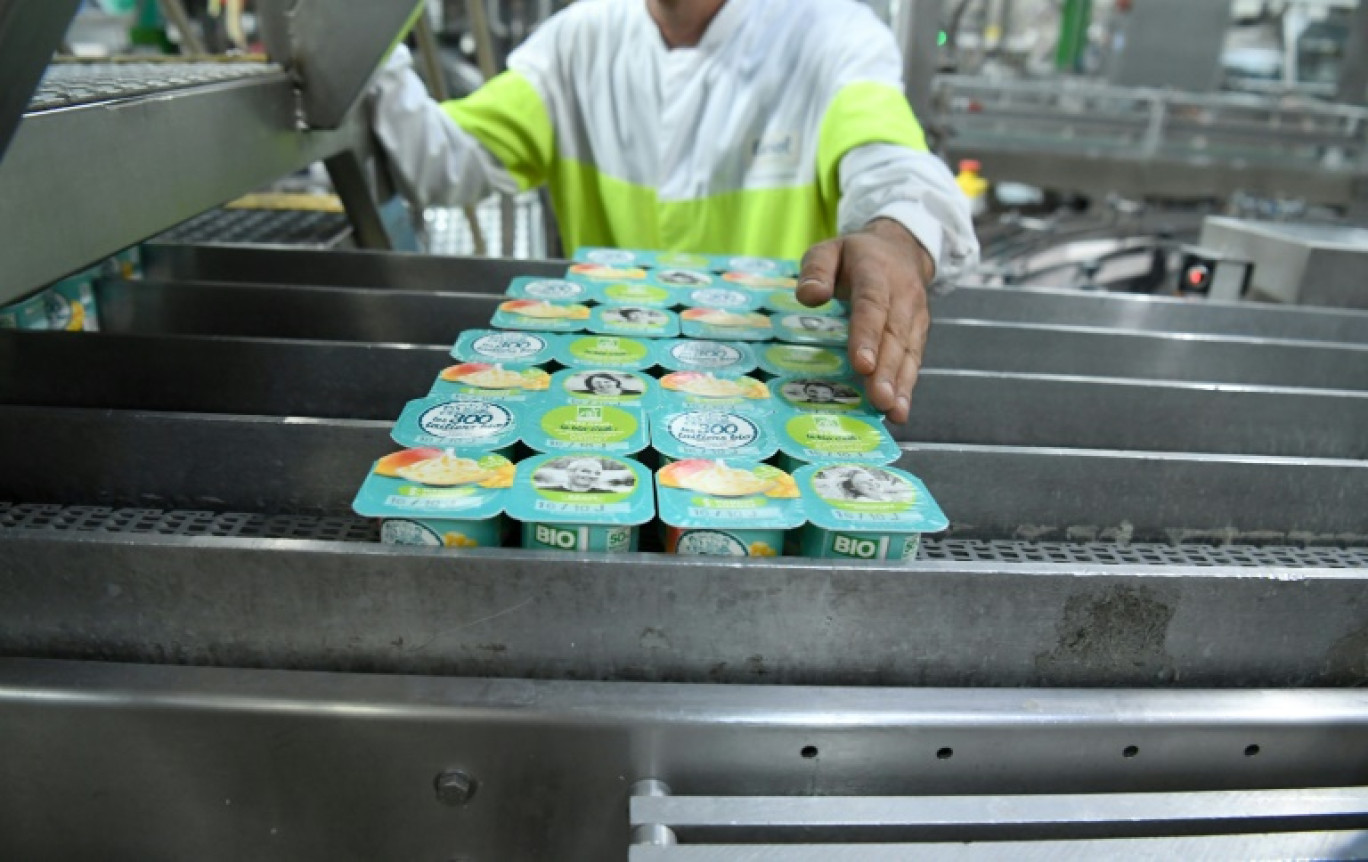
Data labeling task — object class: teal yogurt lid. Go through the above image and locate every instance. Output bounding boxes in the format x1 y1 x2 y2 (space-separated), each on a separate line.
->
429 363 550 403
656 459 805 530
353 450 513 520
572 247 654 269
391 396 523 451
556 334 657 371
796 462 948 533
773 312 850 346
492 299 591 332
550 367 656 409
452 329 560 365
592 280 679 309
508 453 655 526
657 339 758 375
769 375 873 414
650 408 778 461
505 276 595 304
648 268 717 290
679 308 773 341
765 290 848 317
775 410 900 465
678 286 762 312
758 343 852 377
567 261 649 282
588 305 680 338
658 371 774 412
523 400 649 456
713 254 801 278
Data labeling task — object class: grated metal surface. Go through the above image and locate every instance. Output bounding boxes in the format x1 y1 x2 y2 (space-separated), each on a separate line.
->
158 207 351 246
28 61 279 112
4 502 1367 568
424 193 546 259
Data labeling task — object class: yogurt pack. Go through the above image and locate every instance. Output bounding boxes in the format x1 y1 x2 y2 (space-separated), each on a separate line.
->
715 254 801 278
505 276 596 304
352 449 515 549
429 363 550 403
648 268 717 290
508 453 655 552
795 462 948 561
567 261 649 282
588 305 680 339
452 329 560 366
656 459 803 557
658 371 773 412
572 247 658 268
592 280 679 309
650 408 778 463
720 271 798 291
656 339 758 375
679 308 773 341
773 312 850 346
556 334 658 371
391 395 523 456
492 299 591 332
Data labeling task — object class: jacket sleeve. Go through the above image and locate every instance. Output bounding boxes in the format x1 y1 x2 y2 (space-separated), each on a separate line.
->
368 45 519 210
813 5 979 281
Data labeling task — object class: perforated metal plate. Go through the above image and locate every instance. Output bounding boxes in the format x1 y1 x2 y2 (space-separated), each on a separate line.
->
28 61 278 112
5 501 1366 568
158 207 351 247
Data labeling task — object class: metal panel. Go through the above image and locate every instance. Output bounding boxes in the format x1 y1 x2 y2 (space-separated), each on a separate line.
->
0 74 366 301
2 405 1365 540
1200 218 1368 309
96 279 500 345
141 242 566 289
631 834 1368 861
3 660 1368 861
631 790 1368 841
0 0 80 162
935 286 1368 344
1107 0 1232 91
257 0 424 129
3 530 1368 686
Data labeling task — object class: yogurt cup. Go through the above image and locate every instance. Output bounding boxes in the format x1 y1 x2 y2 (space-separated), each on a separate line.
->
657 459 804 557
593 280 679 309
721 272 799 291
352 449 515 549
430 363 550 403
452 329 560 366
768 375 874 414
795 462 948 561
658 371 773 412
523 399 649 456
679 308 773 341
551 367 656 410
492 299 591 332
758 343 852 378
505 276 596 304
0 275 99 331
715 254 800 278
649 268 717 289
588 305 680 339
573 247 655 268
765 290 848 317
773 312 850 346
657 339 758 375
391 395 523 455
556 334 657 371
567 262 648 282
678 286 762 312
774 410 901 470
650 408 778 463
509 453 654 552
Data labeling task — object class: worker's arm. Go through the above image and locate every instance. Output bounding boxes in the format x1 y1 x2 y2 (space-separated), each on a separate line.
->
799 143 979 424
797 8 980 424
369 45 521 210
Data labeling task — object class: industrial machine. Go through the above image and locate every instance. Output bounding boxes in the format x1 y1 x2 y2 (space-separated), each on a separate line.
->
1 2 1367 860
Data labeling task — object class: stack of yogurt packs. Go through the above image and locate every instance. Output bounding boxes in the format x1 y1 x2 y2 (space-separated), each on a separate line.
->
352 248 948 560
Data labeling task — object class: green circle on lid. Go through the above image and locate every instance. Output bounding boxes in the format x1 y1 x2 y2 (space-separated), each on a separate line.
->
785 414 881 454
540 404 638 444
604 283 670 304
568 336 650 362
766 344 843 374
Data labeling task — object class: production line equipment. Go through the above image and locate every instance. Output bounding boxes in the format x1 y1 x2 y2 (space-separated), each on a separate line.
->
2 2 1368 860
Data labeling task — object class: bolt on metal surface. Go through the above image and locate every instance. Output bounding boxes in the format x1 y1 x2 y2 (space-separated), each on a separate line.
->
434 770 477 806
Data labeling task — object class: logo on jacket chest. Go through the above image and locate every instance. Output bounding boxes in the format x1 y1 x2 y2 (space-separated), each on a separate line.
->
746 132 801 180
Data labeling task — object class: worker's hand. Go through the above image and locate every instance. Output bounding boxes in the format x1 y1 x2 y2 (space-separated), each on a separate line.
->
796 218 935 424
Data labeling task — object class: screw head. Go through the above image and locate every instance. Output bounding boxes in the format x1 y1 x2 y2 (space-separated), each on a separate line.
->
434 770 477 806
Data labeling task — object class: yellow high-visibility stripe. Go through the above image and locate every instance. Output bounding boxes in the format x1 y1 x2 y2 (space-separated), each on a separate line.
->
443 71 555 192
